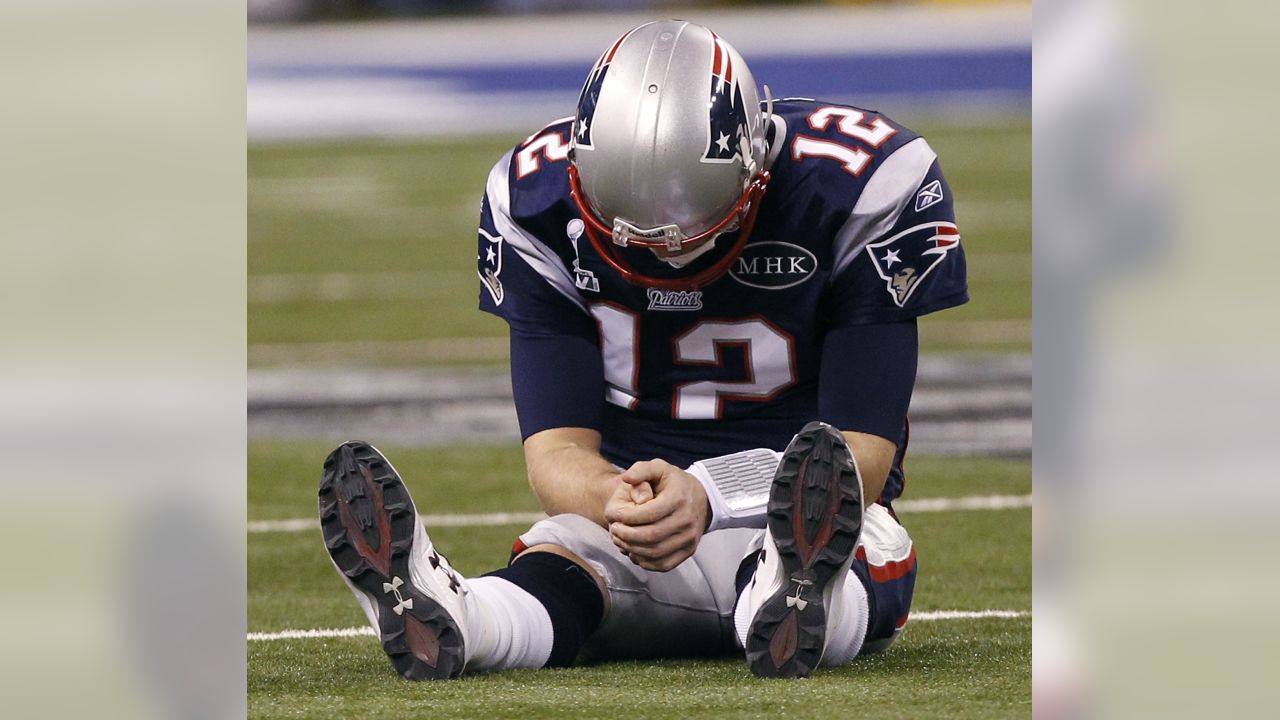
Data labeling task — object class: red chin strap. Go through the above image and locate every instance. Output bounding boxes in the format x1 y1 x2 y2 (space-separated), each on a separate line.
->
568 163 771 291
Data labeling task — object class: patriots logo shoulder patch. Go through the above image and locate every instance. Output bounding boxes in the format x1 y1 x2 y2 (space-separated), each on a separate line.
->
478 227 504 305
866 222 960 307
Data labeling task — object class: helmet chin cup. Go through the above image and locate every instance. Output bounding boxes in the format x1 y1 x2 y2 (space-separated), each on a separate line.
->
569 163 770 290
611 218 686 252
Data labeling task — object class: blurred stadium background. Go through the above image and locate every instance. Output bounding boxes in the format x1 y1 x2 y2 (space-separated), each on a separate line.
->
247 1 1031 716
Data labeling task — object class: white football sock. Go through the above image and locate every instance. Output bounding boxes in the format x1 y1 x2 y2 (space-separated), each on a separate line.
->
819 571 869 667
465 576 555 671
734 583 754 648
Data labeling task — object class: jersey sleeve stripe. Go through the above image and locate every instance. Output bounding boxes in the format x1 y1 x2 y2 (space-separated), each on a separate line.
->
485 150 587 313
830 137 939 277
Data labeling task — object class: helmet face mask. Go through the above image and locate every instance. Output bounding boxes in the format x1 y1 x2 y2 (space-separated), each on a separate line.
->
612 218 686 253
568 162 770 290
568 21 771 290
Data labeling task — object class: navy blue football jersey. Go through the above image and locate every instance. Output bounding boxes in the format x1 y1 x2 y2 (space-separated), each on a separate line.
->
477 99 967 480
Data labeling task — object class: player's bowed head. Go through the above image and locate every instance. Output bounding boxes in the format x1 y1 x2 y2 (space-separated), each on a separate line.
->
567 20 773 291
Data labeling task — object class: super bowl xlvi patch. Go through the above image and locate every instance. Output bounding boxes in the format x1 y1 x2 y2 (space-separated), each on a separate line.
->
729 241 817 290
478 228 504 305
566 219 599 292
866 222 960 307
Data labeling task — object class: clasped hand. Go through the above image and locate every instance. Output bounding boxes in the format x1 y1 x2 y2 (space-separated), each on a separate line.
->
604 459 709 572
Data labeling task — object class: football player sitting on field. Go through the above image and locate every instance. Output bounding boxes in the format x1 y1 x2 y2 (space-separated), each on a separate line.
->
319 20 967 680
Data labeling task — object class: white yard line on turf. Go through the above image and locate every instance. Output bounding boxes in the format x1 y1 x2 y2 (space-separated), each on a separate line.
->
248 494 1030 534
249 627 376 641
896 494 1031 512
247 610 1029 642
249 510 549 534
914 610 1029 620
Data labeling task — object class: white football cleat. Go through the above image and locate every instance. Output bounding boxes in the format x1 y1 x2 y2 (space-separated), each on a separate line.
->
318 441 490 680
742 422 864 678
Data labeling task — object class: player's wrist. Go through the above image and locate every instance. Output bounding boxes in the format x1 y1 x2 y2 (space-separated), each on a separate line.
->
686 449 781 532
684 471 712 532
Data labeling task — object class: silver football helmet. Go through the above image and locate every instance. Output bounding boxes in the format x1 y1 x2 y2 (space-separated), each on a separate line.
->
568 21 772 289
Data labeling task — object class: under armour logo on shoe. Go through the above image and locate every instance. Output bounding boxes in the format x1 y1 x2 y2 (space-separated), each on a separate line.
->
382 576 414 615
785 577 813 611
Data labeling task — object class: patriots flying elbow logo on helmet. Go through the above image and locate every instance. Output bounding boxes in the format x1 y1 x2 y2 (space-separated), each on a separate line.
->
573 29 634 150
866 222 961 307
703 33 751 165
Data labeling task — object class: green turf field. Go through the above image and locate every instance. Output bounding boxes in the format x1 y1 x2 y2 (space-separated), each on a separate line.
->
247 442 1030 718
248 119 1030 364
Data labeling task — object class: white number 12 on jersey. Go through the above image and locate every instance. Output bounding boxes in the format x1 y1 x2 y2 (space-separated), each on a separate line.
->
591 304 797 420
791 106 899 177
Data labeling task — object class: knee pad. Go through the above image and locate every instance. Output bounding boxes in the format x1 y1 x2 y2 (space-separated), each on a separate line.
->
515 514 620 585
